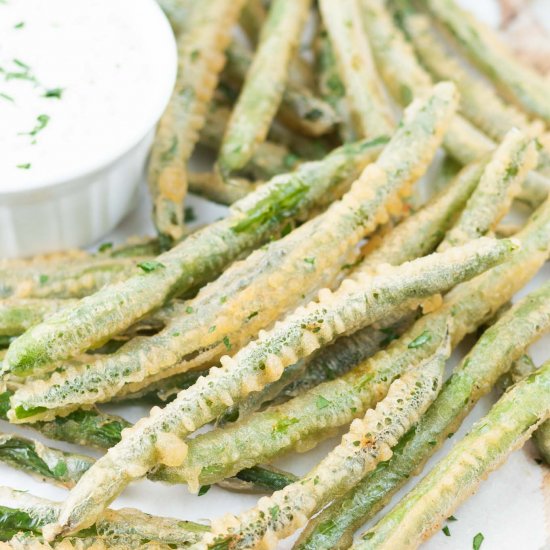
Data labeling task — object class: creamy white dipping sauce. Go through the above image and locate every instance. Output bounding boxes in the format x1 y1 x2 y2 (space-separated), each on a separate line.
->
0 0 176 193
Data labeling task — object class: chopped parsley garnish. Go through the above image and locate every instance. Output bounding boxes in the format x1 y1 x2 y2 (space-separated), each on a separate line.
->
247 311 259 320
316 395 331 409
473 533 484 550
137 260 165 273
448 515 457 522
208 325 216 333
20 114 50 138
185 306 194 314
98 242 113 253
184 206 196 223
304 257 316 266
14 21 25 29
272 417 299 434
13 58 30 70
222 336 231 351
408 331 431 349
0 92 14 102
442 525 451 537
17 163 31 169
43 88 64 99
198 485 211 496
38 274 49 284
472 533 485 550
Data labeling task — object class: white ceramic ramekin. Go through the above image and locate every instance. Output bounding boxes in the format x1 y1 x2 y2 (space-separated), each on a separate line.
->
0 0 177 258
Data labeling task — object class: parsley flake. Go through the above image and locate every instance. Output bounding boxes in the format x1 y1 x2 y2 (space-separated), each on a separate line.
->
223 336 231 350
137 260 165 273
198 485 211 496
442 525 451 537
44 88 63 99
408 331 431 349
473 533 484 550
273 417 299 434
17 163 31 169
316 395 330 409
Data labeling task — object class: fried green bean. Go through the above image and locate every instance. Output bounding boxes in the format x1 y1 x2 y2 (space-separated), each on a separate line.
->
353 356 550 549
438 128 538 249
319 0 394 140
0 299 76 337
46 238 514 537
216 0 312 180
268 122 331 161
156 0 193 35
0 256 151 300
239 0 266 45
9 85 455 419
4 136 386 379
363 0 550 204
0 487 208 546
224 41 339 137
188 172 258 205
217 316 413 425
199 102 298 181
204 347 447 549
0 433 94 489
0 390 131 449
362 160 483 268
157 195 550 499
499 354 550 466
426 0 550 122
149 0 246 243
296 280 550 550
400 9 541 137
315 29 356 142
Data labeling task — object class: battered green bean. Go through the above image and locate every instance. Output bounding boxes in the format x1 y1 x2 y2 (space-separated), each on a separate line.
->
0 433 94 489
0 487 208 547
362 160 483 268
47 238 514 537
157 195 550 500
0 299 76 337
319 0 394 140
499 354 550 466
188 172 258 205
4 135 386 378
0 256 151 300
426 0 550 122
204 347 447 549
438 128 538 249
216 0 312 180
239 0 266 45
10 86 454 418
315 29 356 142
199 102 299 181
401 10 542 142
363 0 550 205
296 280 550 550
0 391 131 449
149 0 246 242
224 41 339 137
353 357 550 549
